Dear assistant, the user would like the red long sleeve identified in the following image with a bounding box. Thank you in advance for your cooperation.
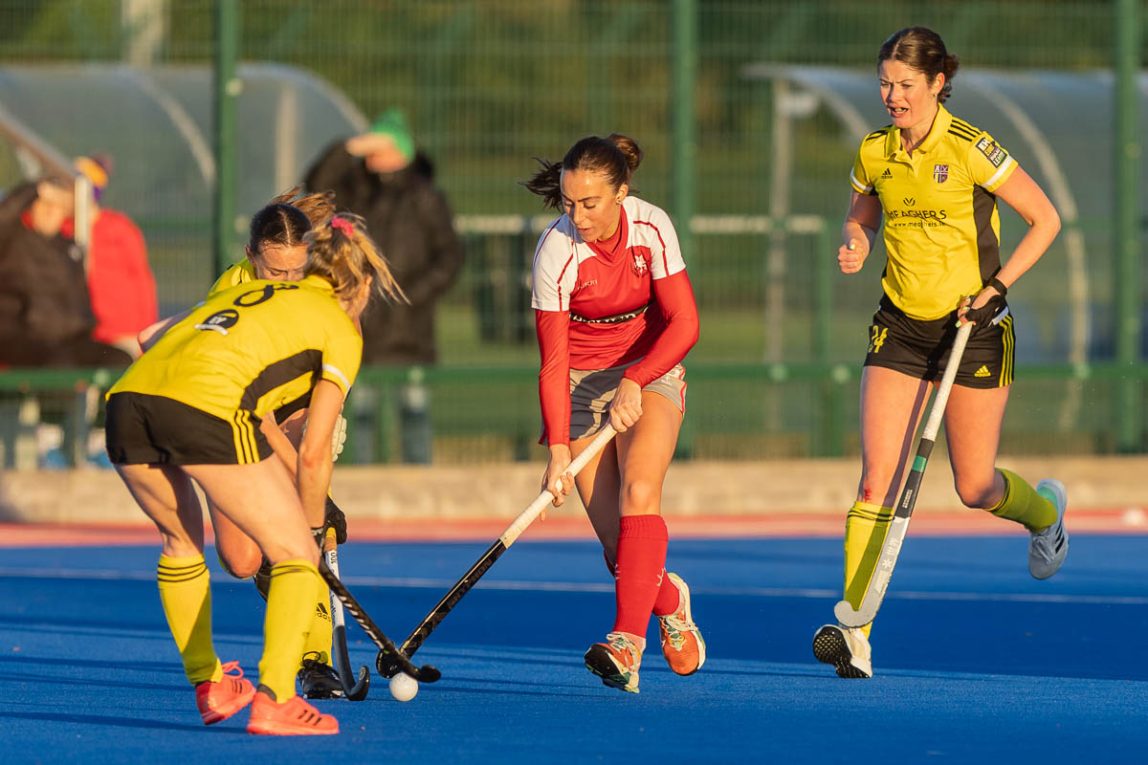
[622,270,699,387]
[535,309,572,446]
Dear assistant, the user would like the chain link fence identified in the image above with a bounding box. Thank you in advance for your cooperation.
[0,0,1143,462]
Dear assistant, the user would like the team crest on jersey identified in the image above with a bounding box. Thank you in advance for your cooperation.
[933,164,949,183]
[631,250,649,276]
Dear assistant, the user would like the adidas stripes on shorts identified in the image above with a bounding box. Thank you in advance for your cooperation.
[863,294,1014,389]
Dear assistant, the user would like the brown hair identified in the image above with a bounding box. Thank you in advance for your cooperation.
[269,186,335,228]
[878,27,960,103]
[304,212,406,306]
[522,133,643,210]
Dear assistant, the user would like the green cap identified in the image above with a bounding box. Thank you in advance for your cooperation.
[369,108,415,161]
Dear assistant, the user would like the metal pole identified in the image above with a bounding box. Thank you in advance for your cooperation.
[670,0,697,460]
[213,0,240,278]
[1114,0,1142,452]
[670,0,696,263]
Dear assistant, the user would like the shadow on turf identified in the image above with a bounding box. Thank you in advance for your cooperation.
[0,710,246,734]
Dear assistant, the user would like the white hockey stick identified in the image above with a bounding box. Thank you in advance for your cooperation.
[834,322,973,628]
[376,424,617,677]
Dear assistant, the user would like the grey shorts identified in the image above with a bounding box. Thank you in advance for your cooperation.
[568,362,687,440]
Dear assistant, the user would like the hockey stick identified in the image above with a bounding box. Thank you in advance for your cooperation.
[376,423,618,678]
[323,541,371,700]
[834,322,973,628]
[317,556,442,683]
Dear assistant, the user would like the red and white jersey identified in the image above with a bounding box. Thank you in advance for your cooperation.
[532,196,687,370]
[531,196,699,445]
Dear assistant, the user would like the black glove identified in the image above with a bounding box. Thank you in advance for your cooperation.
[963,278,1008,326]
[324,497,348,545]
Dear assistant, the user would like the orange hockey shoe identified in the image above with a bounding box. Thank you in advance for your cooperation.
[195,660,256,725]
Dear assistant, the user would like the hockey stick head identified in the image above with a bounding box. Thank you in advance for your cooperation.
[344,665,371,701]
[376,648,443,682]
[376,648,407,679]
[833,599,875,629]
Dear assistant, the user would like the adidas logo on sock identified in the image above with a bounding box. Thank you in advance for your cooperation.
[974,365,992,378]
[880,168,893,180]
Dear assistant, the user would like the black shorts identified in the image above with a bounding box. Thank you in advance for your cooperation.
[105,392,272,466]
[863,295,1014,389]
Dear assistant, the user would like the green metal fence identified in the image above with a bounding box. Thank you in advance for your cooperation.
[0,0,1143,464]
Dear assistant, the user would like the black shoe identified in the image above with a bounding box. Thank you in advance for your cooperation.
[298,656,346,700]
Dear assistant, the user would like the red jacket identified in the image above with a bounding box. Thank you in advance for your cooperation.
[64,209,157,345]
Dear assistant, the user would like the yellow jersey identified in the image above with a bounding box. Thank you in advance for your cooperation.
[208,260,257,296]
[850,103,1018,320]
[109,275,361,422]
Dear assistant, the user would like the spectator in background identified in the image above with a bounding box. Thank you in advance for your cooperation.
[0,176,132,367]
[304,108,464,365]
[65,154,158,359]
[304,108,465,463]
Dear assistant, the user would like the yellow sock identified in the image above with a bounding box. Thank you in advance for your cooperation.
[156,554,220,685]
[990,469,1057,532]
[258,559,319,701]
[300,576,334,668]
[843,502,894,638]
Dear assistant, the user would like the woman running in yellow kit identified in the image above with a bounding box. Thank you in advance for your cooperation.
[812,26,1068,679]
[105,213,401,734]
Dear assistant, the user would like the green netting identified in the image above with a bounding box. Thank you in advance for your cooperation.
[0,0,1143,459]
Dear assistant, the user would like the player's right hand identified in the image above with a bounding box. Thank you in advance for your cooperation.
[543,445,574,509]
[838,239,867,274]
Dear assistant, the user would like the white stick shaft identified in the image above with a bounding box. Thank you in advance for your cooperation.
[919,323,972,442]
[326,547,347,629]
[834,322,973,627]
[499,424,617,547]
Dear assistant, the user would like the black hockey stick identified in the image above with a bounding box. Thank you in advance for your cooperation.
[834,322,972,628]
[376,424,617,678]
[323,542,371,700]
[317,556,442,683]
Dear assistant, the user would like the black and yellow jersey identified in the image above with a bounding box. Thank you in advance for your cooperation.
[208,260,257,296]
[109,275,361,421]
[850,103,1019,320]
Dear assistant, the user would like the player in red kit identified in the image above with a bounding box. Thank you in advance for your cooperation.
[524,133,705,693]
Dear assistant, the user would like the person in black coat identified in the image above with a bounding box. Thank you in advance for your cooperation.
[0,178,131,367]
[304,108,464,366]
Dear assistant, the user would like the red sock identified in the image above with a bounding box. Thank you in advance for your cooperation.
[651,568,681,617]
[612,515,669,639]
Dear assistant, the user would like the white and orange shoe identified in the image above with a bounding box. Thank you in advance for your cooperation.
[246,690,339,736]
[656,572,707,675]
[584,632,643,693]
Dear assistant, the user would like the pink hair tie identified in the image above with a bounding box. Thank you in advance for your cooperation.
[330,216,354,237]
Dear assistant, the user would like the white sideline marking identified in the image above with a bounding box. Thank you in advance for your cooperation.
[1,567,1144,607]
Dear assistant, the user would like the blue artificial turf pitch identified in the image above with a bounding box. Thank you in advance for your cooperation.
[1,533,1146,764]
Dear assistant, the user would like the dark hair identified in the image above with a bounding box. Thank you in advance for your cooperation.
[247,202,311,252]
[878,27,960,103]
[522,133,643,210]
